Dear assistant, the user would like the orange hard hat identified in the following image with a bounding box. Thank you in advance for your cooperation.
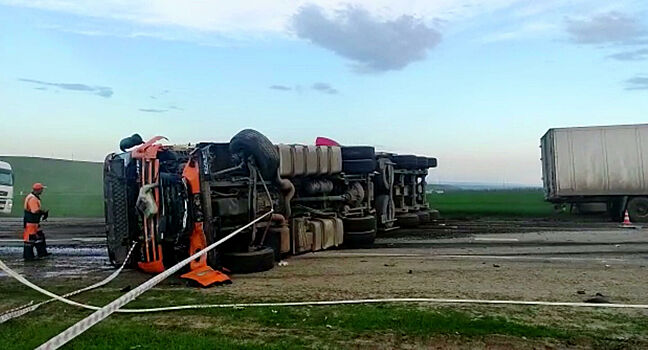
[32,183,46,191]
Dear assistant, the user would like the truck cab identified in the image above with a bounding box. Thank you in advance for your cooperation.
[0,160,14,215]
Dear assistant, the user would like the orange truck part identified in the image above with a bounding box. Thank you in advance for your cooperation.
[180,160,231,286]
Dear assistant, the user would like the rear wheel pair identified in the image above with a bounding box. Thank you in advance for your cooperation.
[343,215,376,248]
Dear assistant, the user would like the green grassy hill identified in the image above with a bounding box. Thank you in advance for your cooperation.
[0,156,103,217]
[428,189,555,217]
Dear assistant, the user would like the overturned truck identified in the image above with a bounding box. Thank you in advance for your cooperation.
[104,130,438,286]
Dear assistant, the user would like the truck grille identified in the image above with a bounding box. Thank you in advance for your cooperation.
[0,191,7,196]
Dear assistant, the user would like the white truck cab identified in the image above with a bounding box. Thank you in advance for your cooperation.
[0,160,14,215]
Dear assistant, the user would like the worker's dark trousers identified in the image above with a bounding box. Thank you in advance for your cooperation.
[23,231,48,260]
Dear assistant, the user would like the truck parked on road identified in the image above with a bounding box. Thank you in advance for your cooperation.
[103,130,438,285]
[0,160,14,215]
[541,123,648,222]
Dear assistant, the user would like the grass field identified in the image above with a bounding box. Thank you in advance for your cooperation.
[0,156,103,217]
[0,156,558,219]
[1,280,645,349]
[428,189,556,218]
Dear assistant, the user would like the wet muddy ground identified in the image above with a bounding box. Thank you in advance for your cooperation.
[1,216,647,306]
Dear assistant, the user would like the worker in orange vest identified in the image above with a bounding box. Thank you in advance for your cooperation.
[23,183,50,261]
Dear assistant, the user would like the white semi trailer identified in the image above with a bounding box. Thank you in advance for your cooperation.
[541,123,648,222]
[0,160,14,215]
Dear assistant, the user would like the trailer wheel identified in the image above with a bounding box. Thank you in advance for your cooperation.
[341,146,375,161]
[391,155,418,170]
[344,230,376,249]
[396,213,419,228]
[343,215,377,232]
[222,246,275,274]
[627,197,648,222]
[229,129,279,180]
[415,211,431,224]
[342,159,376,174]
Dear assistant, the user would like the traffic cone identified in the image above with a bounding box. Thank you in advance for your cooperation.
[622,210,632,226]
[619,210,641,229]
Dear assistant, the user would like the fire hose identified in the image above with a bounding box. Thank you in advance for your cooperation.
[0,242,137,324]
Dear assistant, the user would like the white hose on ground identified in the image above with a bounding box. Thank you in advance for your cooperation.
[3,258,648,313]
[34,210,273,350]
[0,242,137,324]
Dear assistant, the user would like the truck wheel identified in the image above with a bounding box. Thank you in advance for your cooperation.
[415,211,431,224]
[341,146,375,161]
[427,157,438,168]
[391,155,418,170]
[104,153,135,268]
[376,195,395,228]
[606,199,624,222]
[396,213,419,228]
[416,157,428,169]
[344,230,376,249]
[222,247,275,274]
[343,215,377,232]
[342,159,376,174]
[627,197,648,222]
[229,129,279,180]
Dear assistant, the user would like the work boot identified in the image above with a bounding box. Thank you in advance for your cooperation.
[35,231,50,258]
[23,243,36,261]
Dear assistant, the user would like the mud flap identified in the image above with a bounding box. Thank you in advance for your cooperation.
[180,222,231,287]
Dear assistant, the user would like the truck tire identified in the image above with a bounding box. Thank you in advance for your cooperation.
[416,211,432,224]
[627,197,648,222]
[104,154,135,268]
[376,195,395,228]
[396,213,419,228]
[391,155,418,170]
[427,157,438,168]
[341,146,375,161]
[119,133,144,152]
[344,230,376,249]
[342,159,376,174]
[222,247,275,274]
[607,198,624,222]
[343,215,377,232]
[416,157,428,169]
[229,129,279,180]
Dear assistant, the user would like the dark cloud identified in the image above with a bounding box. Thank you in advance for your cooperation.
[311,82,338,94]
[168,105,183,111]
[625,75,648,90]
[608,47,648,61]
[566,12,644,44]
[19,78,113,98]
[34,87,48,91]
[292,5,441,72]
[139,108,167,113]
[269,85,292,91]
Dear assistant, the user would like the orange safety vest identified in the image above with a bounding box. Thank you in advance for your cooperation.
[23,193,41,242]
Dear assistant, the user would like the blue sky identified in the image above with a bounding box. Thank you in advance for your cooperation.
[0,1,647,185]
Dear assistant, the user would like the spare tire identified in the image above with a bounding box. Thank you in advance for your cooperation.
[341,146,375,161]
[222,247,275,274]
[343,159,376,174]
[229,129,279,180]
[119,133,144,152]
[391,155,418,170]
